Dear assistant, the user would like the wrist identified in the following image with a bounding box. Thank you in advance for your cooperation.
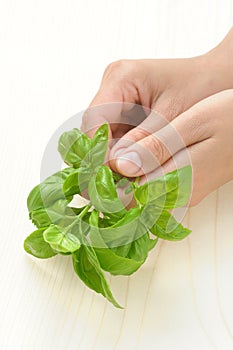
[199,28,233,93]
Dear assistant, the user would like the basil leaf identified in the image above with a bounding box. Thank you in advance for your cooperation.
[63,166,94,194]
[125,233,158,261]
[98,207,141,247]
[72,245,122,308]
[43,224,81,253]
[62,169,80,196]
[150,210,191,241]
[24,122,192,309]
[31,200,86,229]
[58,128,92,168]
[110,233,157,260]
[27,168,74,213]
[134,165,192,208]
[24,228,57,259]
[139,203,162,230]
[90,124,108,169]
[111,221,158,261]
[88,165,126,217]
[89,211,145,275]
[93,245,145,276]
[30,199,69,228]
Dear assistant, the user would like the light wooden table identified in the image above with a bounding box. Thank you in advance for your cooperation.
[1,1,233,349]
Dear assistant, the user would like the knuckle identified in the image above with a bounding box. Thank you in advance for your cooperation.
[103,60,127,77]
[144,136,165,165]
[132,128,150,141]
[185,111,209,139]
[103,59,136,80]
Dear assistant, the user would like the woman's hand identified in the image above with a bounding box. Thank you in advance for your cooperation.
[82,28,233,139]
[119,89,233,206]
[81,28,233,206]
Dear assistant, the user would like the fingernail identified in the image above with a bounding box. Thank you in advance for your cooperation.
[117,152,142,175]
[114,148,125,158]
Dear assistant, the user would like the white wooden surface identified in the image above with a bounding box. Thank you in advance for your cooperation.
[0,1,233,349]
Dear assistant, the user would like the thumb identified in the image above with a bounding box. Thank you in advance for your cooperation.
[110,105,214,177]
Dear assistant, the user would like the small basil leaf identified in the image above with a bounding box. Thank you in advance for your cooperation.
[58,128,92,168]
[125,185,133,194]
[24,228,57,259]
[117,177,130,188]
[63,166,95,195]
[150,210,191,241]
[27,168,74,213]
[98,207,142,247]
[43,224,81,253]
[30,199,72,228]
[89,211,144,275]
[88,165,126,217]
[139,203,162,230]
[126,233,158,261]
[112,171,123,183]
[147,236,159,251]
[111,216,158,261]
[90,124,108,169]
[134,165,192,208]
[93,245,145,276]
[62,169,80,196]
[72,245,122,308]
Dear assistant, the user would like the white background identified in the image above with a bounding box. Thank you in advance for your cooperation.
[0,1,233,349]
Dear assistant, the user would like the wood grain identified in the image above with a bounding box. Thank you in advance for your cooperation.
[0,1,232,349]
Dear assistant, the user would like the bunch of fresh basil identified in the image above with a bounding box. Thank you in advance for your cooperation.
[24,124,192,308]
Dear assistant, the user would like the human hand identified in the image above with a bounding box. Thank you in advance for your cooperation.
[81,29,233,206]
[82,28,233,138]
[117,90,233,206]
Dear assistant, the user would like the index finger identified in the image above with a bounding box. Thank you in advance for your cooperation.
[81,88,123,139]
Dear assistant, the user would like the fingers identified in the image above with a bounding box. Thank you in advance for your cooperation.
[81,103,122,139]
[80,60,142,139]
[139,138,218,206]
[110,96,217,176]
[116,89,233,206]
[109,110,169,151]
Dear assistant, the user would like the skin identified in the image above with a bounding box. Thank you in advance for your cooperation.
[81,28,233,206]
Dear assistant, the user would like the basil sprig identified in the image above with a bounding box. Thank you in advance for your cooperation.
[24,124,192,308]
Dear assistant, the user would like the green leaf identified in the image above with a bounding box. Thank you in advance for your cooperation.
[93,245,145,276]
[63,166,94,194]
[24,122,193,308]
[150,210,191,241]
[27,168,74,213]
[109,233,158,262]
[88,165,126,217]
[58,128,92,168]
[139,203,163,230]
[43,224,81,253]
[134,165,192,208]
[72,245,122,308]
[30,200,86,229]
[110,224,158,261]
[93,203,160,256]
[98,207,141,247]
[90,124,108,169]
[24,228,57,259]
[62,169,80,196]
[125,233,158,261]
[30,199,68,228]
[89,211,145,275]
